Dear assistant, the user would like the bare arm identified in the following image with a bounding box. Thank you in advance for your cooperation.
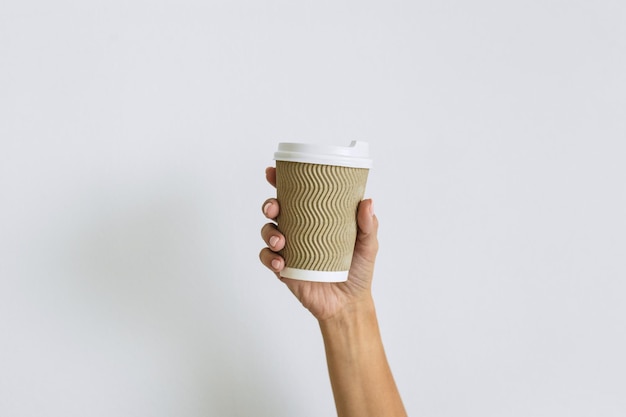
[320,297,407,417]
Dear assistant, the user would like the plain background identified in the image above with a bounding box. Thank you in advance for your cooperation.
[1,1,625,416]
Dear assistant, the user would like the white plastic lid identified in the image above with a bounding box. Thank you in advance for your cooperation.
[274,141,373,169]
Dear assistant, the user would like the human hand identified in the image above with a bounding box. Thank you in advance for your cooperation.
[259,167,379,322]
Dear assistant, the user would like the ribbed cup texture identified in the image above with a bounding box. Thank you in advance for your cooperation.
[276,161,369,272]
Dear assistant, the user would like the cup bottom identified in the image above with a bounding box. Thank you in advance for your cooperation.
[280,267,349,283]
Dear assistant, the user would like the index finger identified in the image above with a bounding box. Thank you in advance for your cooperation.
[265,167,276,188]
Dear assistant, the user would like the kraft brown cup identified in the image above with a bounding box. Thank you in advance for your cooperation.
[273,142,372,282]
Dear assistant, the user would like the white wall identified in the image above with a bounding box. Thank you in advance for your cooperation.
[1,1,625,416]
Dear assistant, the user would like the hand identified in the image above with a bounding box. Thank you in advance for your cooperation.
[259,167,379,322]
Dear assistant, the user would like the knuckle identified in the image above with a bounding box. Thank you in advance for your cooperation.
[261,223,275,238]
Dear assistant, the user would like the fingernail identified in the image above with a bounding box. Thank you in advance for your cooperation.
[269,236,279,248]
[369,199,375,217]
[271,259,281,270]
[263,202,271,216]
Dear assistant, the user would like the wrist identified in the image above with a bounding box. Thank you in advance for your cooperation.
[318,294,377,337]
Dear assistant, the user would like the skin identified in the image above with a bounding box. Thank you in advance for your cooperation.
[260,167,407,417]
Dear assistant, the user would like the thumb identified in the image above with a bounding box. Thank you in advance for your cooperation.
[355,199,379,261]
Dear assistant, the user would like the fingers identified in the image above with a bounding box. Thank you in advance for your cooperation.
[261,223,285,251]
[260,221,285,276]
[259,246,285,275]
[265,167,277,188]
[259,248,284,273]
[261,167,283,276]
[260,170,283,277]
[262,198,280,220]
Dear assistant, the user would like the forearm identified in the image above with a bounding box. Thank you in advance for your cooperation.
[319,296,407,417]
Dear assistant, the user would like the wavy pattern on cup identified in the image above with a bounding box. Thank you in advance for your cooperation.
[276,161,369,272]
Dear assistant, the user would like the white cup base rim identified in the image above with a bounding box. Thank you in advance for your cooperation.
[280,267,349,283]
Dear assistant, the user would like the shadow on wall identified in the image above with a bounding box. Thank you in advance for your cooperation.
[57,177,283,416]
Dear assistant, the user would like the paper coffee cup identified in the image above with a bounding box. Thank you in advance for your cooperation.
[273,141,372,282]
